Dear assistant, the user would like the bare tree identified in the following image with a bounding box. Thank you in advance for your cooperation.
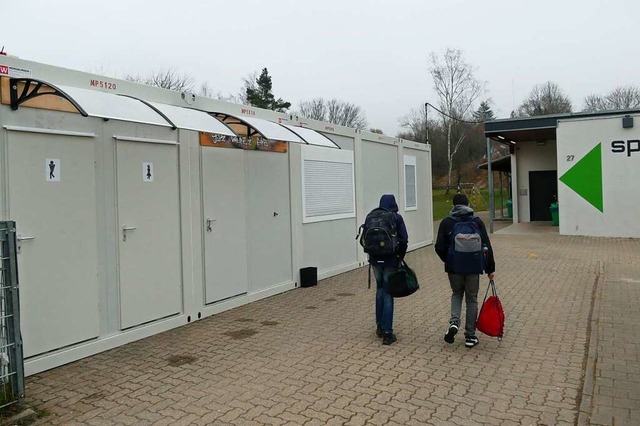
[398,104,428,143]
[237,71,258,104]
[213,92,246,104]
[198,82,215,98]
[297,98,368,130]
[124,69,262,107]
[398,105,450,175]
[607,86,640,109]
[125,68,196,92]
[199,72,257,105]
[298,98,327,121]
[583,94,606,112]
[85,64,118,78]
[327,99,367,130]
[583,86,640,111]
[516,81,572,116]
[429,48,484,193]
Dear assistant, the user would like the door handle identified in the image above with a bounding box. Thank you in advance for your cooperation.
[122,225,137,241]
[16,234,35,254]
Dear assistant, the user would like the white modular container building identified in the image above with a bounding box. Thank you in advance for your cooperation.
[556,113,640,237]
[484,109,640,237]
[0,56,432,374]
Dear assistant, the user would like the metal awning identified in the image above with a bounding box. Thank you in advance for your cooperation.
[57,85,172,127]
[213,113,304,143]
[146,102,236,136]
[282,124,340,148]
[485,108,640,143]
[477,155,511,173]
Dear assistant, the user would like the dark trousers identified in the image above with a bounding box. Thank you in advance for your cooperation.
[372,264,395,335]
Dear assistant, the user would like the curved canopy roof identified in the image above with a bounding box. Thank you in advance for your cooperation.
[282,124,340,148]
[212,113,304,143]
[147,101,235,136]
[239,116,304,143]
[57,85,172,127]
[4,77,348,148]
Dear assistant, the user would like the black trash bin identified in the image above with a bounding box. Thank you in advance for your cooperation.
[300,267,317,288]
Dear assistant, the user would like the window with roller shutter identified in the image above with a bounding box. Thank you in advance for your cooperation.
[302,147,355,223]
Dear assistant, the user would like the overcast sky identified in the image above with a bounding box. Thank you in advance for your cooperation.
[3,0,639,136]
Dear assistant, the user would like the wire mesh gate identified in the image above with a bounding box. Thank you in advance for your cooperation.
[0,221,24,408]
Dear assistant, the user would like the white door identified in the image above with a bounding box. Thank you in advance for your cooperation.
[202,147,248,303]
[246,152,292,290]
[116,139,182,329]
[7,131,99,358]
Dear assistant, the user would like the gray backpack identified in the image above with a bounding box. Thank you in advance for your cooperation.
[447,216,484,274]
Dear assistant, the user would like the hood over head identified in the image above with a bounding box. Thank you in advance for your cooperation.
[379,194,398,212]
[450,204,474,217]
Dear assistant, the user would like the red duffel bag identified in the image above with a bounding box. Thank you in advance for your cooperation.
[476,280,505,339]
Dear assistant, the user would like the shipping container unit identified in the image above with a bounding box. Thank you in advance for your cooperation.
[0,56,432,374]
[485,110,640,237]
[557,113,640,237]
[358,131,433,257]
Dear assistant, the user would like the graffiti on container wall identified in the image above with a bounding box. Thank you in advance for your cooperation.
[199,132,287,153]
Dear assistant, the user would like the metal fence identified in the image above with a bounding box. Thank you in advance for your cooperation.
[0,221,24,409]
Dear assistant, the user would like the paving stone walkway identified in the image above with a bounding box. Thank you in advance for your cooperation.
[18,222,640,425]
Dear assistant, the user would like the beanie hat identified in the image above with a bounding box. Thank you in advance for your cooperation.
[452,193,469,206]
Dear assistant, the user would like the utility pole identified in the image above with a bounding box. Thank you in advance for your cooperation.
[486,137,494,233]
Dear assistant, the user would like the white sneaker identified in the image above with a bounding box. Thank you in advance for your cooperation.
[465,335,479,348]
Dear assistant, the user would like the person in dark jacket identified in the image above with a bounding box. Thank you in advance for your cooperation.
[369,194,409,345]
[435,193,495,348]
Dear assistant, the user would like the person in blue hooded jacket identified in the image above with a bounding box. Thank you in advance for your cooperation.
[435,193,495,348]
[369,194,409,345]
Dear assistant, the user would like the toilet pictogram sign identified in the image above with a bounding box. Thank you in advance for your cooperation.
[46,158,61,182]
[143,162,154,182]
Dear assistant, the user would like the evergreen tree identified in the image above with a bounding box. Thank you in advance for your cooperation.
[473,101,495,122]
[245,68,291,112]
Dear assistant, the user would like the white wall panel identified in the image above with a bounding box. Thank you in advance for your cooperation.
[321,132,354,150]
[557,114,640,237]
[361,141,399,213]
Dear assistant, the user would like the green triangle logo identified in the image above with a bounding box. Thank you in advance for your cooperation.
[559,143,603,212]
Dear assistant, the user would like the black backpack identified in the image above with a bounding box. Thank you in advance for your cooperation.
[357,208,399,256]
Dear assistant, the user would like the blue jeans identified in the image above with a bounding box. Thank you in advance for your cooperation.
[372,264,395,335]
[448,273,480,337]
